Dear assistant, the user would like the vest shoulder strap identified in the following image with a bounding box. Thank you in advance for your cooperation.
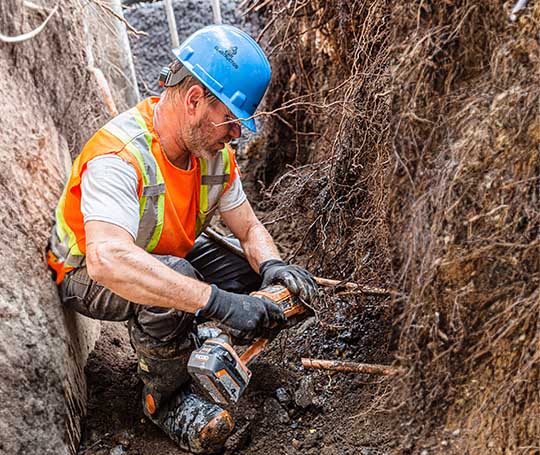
[103,107,165,252]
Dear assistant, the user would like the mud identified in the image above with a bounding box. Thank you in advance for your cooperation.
[78,294,395,454]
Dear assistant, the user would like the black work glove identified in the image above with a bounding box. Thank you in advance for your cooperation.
[259,259,318,303]
[196,285,286,343]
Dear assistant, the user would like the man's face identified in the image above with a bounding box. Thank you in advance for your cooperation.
[185,98,242,160]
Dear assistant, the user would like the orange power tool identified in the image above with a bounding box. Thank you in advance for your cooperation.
[187,285,310,405]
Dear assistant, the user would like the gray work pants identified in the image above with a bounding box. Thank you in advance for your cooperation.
[58,234,261,401]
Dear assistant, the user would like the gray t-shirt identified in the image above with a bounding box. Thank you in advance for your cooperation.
[81,154,246,240]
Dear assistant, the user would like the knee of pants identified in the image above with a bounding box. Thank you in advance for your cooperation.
[132,255,200,353]
[132,304,194,352]
[60,266,135,321]
[153,255,203,281]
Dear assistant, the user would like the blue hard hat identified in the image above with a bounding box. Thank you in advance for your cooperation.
[172,25,271,132]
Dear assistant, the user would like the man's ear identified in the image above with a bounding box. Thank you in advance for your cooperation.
[185,85,206,116]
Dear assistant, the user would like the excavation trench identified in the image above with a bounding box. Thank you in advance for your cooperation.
[76,4,394,454]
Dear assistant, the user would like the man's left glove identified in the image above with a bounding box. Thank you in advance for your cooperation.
[259,259,317,303]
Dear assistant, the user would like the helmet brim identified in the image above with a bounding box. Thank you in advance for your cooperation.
[242,117,257,133]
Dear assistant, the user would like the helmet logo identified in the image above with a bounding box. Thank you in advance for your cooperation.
[214,45,239,69]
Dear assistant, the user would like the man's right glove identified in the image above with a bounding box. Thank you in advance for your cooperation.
[196,285,286,343]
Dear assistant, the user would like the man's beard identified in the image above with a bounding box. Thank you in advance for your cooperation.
[185,115,225,160]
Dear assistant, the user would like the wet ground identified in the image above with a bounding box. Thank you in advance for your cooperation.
[78,295,396,454]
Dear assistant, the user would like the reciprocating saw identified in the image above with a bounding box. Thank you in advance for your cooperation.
[187,284,310,406]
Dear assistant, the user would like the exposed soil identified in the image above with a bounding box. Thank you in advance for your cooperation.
[78,293,395,455]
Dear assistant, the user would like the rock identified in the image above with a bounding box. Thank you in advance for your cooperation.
[116,431,133,448]
[302,430,321,449]
[291,438,303,450]
[264,397,290,424]
[338,330,353,341]
[110,445,127,455]
[275,387,292,405]
[294,376,317,408]
[359,448,378,455]
[244,407,258,421]
[224,422,251,452]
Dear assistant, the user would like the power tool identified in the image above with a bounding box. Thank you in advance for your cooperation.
[187,285,310,406]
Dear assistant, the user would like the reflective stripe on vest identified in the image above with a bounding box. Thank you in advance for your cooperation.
[51,183,85,267]
[196,151,231,235]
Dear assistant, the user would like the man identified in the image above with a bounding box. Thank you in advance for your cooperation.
[47,25,316,453]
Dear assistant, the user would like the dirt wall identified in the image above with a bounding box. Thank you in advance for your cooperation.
[249,1,539,453]
[0,1,137,453]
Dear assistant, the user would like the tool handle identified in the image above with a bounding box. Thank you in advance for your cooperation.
[238,285,310,365]
[239,338,269,365]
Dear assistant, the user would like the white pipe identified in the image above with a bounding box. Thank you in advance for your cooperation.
[164,0,180,48]
[510,0,528,21]
[211,0,222,24]
[107,0,140,105]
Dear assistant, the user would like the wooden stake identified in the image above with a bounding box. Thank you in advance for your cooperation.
[301,358,402,376]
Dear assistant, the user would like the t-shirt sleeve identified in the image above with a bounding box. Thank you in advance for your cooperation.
[219,167,247,212]
[81,154,140,240]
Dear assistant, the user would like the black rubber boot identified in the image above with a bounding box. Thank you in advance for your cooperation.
[130,320,234,453]
[143,385,235,454]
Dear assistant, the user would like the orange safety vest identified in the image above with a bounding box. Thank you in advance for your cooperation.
[48,97,237,283]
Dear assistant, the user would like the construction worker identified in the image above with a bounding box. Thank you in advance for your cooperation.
[47,25,317,453]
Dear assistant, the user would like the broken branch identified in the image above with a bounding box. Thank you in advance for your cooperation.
[314,277,396,296]
[90,0,148,37]
[301,358,403,376]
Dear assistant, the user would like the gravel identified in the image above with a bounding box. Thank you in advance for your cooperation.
[124,0,262,97]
